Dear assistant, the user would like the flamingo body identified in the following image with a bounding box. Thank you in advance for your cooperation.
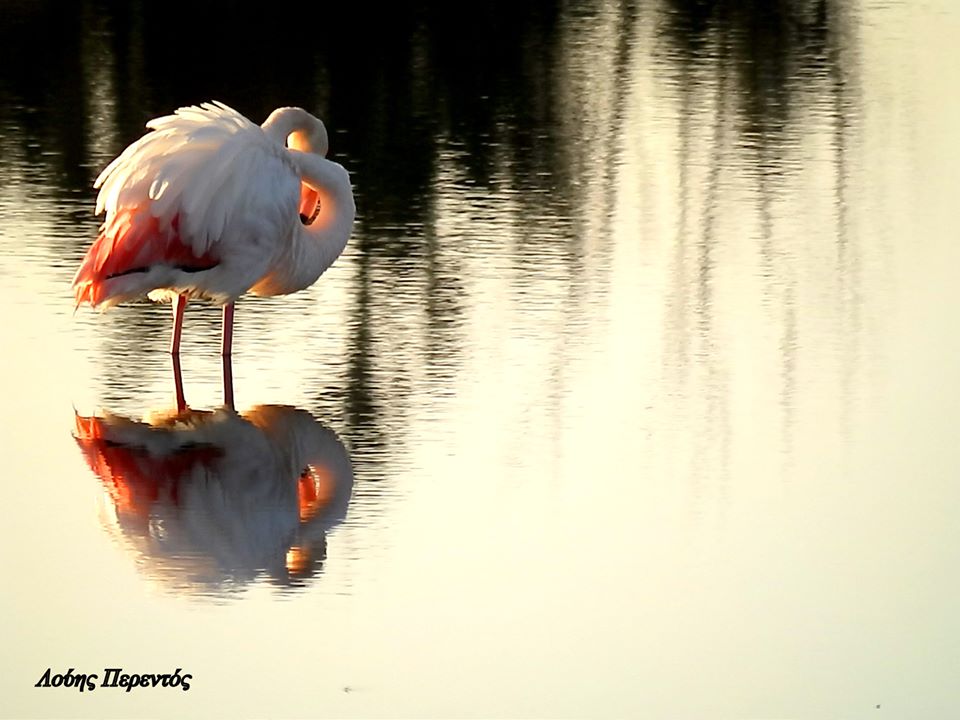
[73,102,355,353]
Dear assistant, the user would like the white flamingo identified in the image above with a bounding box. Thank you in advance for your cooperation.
[73,101,355,356]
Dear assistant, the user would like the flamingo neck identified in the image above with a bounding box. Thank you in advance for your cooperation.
[298,159,354,279]
[289,215,352,293]
[261,107,328,155]
[253,152,355,297]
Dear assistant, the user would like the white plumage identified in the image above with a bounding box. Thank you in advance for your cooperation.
[73,101,355,355]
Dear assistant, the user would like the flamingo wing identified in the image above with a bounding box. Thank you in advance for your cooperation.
[74,101,301,307]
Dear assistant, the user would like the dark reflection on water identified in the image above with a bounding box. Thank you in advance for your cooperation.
[646,0,864,485]
[74,402,353,597]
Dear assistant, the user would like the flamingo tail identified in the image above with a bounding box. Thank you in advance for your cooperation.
[72,209,218,308]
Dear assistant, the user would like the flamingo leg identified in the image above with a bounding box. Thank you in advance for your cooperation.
[222,353,235,410]
[221,302,235,357]
[172,353,187,412]
[170,293,187,355]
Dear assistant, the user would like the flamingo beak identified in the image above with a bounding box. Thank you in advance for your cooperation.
[289,131,324,224]
[298,465,335,522]
[299,185,321,225]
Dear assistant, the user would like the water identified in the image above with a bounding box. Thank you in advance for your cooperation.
[1,0,959,717]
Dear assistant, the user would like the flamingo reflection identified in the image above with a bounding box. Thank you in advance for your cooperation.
[73,378,352,595]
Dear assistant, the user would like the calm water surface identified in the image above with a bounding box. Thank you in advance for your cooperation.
[1,1,959,717]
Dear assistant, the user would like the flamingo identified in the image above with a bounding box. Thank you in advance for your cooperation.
[73,398,354,593]
[72,101,355,356]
